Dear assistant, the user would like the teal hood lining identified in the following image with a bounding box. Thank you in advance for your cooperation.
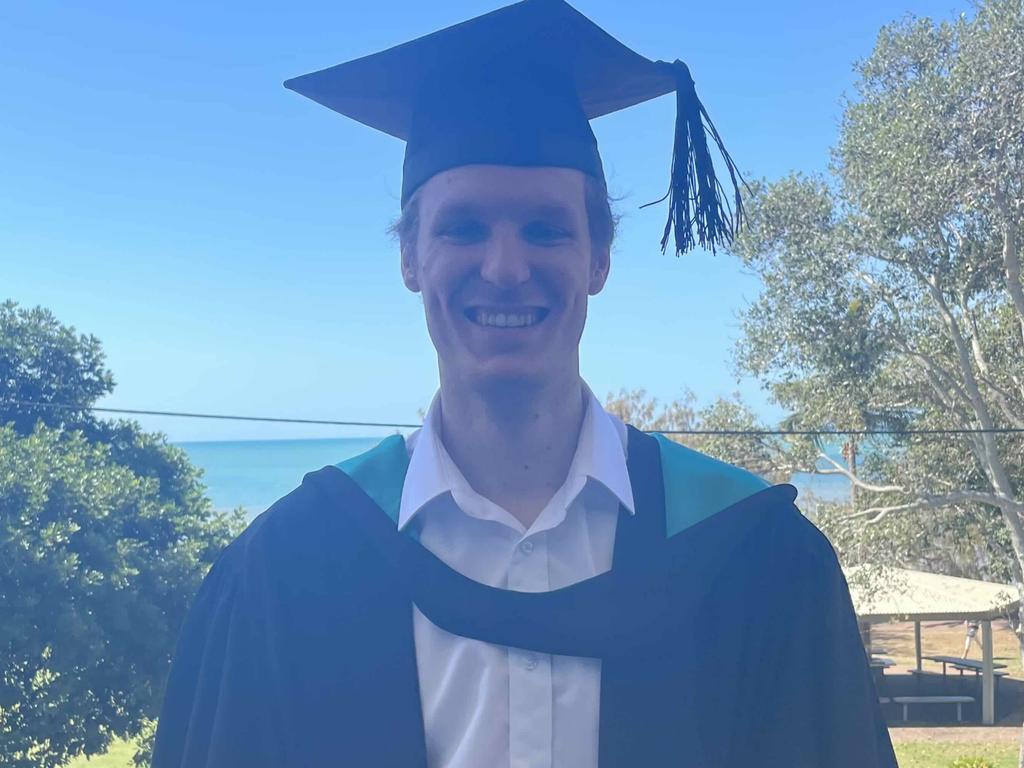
[334,432,775,538]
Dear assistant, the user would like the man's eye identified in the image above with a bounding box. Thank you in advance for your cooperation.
[523,222,572,244]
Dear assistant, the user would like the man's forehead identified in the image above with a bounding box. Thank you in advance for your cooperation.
[418,165,587,216]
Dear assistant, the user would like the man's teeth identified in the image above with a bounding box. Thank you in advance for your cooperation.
[472,309,541,328]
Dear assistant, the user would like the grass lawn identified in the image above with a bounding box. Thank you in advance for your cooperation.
[70,735,1022,768]
[66,738,135,768]
[894,741,1017,767]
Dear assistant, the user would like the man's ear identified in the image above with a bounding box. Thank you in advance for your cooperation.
[588,245,610,295]
[401,245,421,293]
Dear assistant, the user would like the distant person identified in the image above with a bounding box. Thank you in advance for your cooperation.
[151,1,896,766]
[962,620,982,659]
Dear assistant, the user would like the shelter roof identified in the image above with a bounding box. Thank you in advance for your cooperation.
[845,566,1019,622]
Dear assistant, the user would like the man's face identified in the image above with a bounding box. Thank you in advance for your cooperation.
[402,165,609,392]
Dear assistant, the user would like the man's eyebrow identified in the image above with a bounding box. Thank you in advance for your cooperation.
[525,203,575,222]
[431,201,484,221]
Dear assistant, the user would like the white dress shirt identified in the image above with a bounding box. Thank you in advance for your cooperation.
[401,385,635,768]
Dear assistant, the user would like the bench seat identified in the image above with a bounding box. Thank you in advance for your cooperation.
[891,695,975,722]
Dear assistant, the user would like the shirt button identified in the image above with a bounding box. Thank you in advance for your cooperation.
[519,540,534,555]
[524,654,538,671]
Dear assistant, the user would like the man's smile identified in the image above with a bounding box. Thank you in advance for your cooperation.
[463,306,550,329]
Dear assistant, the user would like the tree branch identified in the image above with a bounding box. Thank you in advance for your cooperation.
[965,306,1024,429]
[978,373,1024,430]
[815,451,903,492]
[967,306,991,377]
[904,346,974,410]
[919,269,1015,495]
[994,188,1024,346]
[846,490,1024,525]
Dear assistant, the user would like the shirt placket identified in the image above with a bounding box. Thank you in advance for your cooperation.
[507,532,553,768]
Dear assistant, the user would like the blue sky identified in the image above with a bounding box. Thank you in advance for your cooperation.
[2,0,966,442]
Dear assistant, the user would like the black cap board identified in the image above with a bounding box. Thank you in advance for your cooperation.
[285,0,744,255]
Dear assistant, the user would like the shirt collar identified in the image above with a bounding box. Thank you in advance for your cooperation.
[399,383,635,531]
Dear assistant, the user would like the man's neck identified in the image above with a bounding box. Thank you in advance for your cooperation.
[437,375,587,531]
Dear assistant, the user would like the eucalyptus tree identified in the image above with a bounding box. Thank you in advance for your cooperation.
[729,0,1023,628]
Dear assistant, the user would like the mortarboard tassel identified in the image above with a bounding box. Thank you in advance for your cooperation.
[641,60,746,256]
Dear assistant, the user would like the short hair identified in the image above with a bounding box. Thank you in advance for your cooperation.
[389,173,618,259]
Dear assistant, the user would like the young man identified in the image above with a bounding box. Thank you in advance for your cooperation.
[963,620,982,659]
[153,1,896,766]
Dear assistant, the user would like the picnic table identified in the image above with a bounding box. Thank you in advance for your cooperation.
[948,657,1008,673]
[921,654,1009,717]
[868,656,895,690]
[921,655,1007,684]
[948,657,1009,697]
[923,654,1007,674]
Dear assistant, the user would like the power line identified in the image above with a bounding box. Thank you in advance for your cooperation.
[659,427,1024,436]
[6,400,1024,436]
[5,401,421,430]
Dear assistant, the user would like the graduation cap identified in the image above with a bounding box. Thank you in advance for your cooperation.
[285,0,745,255]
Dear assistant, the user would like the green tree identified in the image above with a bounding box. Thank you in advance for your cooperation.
[688,397,793,485]
[602,388,699,434]
[726,0,1023,691]
[0,301,114,435]
[0,301,242,768]
[603,388,790,483]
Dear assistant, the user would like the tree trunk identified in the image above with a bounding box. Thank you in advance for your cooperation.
[1017,584,1024,768]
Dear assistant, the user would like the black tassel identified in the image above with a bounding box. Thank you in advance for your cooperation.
[641,60,746,256]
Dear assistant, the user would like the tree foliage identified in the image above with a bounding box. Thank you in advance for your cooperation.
[603,388,790,484]
[728,0,1023,585]
[0,301,242,768]
[0,301,114,435]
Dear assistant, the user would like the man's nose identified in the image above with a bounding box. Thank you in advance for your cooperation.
[479,228,531,287]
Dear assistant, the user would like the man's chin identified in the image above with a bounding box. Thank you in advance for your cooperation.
[467,361,551,397]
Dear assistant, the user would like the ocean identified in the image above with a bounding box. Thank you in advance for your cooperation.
[177,437,382,517]
[177,437,850,520]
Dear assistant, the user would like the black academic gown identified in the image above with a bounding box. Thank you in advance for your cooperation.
[152,427,896,767]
